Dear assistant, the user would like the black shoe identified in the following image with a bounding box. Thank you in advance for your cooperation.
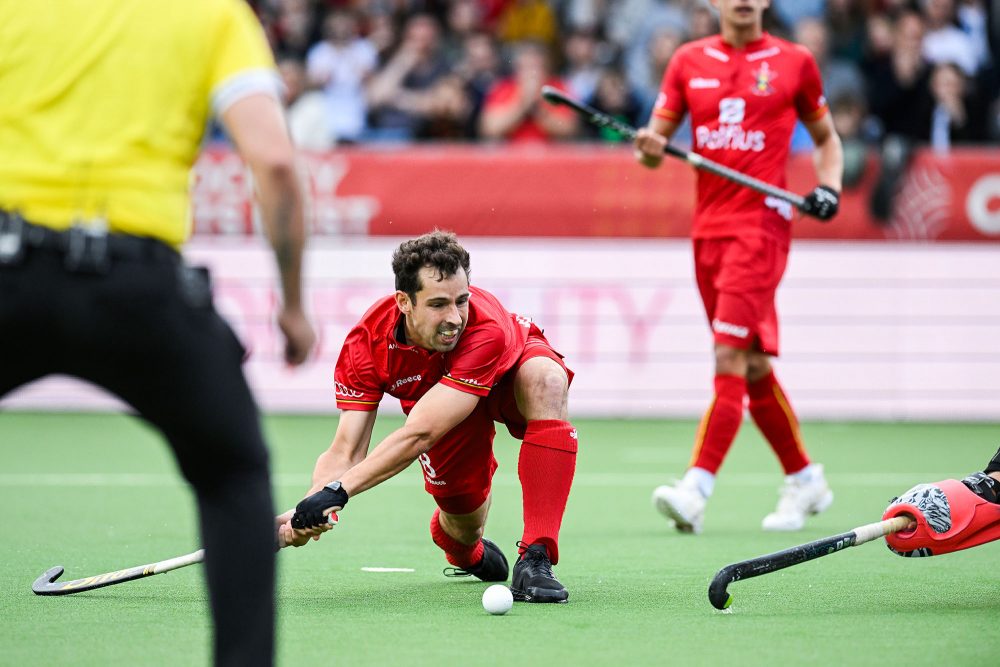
[510,542,568,603]
[443,539,509,582]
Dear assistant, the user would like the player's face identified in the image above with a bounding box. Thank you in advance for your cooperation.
[397,266,470,353]
[712,0,769,30]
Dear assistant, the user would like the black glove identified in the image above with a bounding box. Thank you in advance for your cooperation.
[801,185,840,221]
[291,481,349,529]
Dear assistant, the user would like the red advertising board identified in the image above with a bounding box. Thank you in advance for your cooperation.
[191,145,1000,241]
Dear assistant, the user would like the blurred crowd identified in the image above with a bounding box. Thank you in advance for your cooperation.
[248,0,998,162]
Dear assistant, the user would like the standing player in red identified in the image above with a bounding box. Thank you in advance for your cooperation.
[281,231,577,602]
[633,0,843,533]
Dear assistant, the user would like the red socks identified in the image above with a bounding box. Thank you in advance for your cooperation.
[690,374,747,474]
[747,371,810,474]
[518,419,577,564]
[429,508,483,568]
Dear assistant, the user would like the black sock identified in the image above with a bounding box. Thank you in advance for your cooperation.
[984,446,1000,476]
[961,471,1000,504]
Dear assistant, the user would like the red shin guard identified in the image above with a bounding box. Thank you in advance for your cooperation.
[429,508,483,568]
[690,374,746,473]
[882,479,1000,557]
[518,420,577,564]
[747,371,810,474]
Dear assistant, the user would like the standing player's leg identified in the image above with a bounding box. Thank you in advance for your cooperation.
[508,350,576,603]
[652,238,751,533]
[748,352,833,531]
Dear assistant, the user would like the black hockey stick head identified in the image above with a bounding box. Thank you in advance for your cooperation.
[32,566,67,596]
[708,565,737,610]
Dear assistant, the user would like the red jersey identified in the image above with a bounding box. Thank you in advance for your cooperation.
[653,33,827,242]
[334,286,531,412]
[482,77,576,143]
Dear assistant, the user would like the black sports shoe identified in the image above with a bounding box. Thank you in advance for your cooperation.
[510,542,568,603]
[443,538,509,582]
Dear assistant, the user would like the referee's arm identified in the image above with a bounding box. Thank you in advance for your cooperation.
[223,94,315,365]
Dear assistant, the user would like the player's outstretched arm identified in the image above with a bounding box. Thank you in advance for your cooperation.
[339,383,480,496]
[290,384,479,531]
[222,93,316,365]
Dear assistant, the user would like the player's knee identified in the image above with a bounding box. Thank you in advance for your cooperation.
[714,345,747,376]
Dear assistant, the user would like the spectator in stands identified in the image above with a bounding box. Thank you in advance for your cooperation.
[921,0,980,75]
[454,31,505,138]
[867,10,933,142]
[479,41,579,143]
[688,3,720,41]
[582,67,645,143]
[306,9,378,144]
[443,0,485,66]
[607,0,687,82]
[562,27,604,101]
[366,13,452,141]
[825,0,869,64]
[497,0,560,52]
[770,0,825,32]
[279,57,334,151]
[266,0,319,60]
[920,61,990,149]
[795,17,866,104]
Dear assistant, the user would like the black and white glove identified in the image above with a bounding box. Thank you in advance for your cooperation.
[291,481,349,529]
[801,185,840,221]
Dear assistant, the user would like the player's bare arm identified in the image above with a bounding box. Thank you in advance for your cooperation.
[634,117,679,169]
[801,113,844,221]
[339,383,480,496]
[222,93,316,365]
[290,383,480,531]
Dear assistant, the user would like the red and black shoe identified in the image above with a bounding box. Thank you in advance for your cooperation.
[510,542,568,603]
[443,538,509,582]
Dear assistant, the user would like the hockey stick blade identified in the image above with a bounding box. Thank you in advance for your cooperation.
[540,85,810,214]
[707,516,914,610]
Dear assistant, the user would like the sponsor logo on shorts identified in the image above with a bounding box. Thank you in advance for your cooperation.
[570,429,578,440]
[712,318,750,339]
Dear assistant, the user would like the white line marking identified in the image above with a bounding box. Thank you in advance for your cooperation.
[361,567,415,573]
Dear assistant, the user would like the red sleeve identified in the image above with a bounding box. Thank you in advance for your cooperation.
[795,51,828,122]
[652,49,686,122]
[439,325,505,397]
[334,327,383,411]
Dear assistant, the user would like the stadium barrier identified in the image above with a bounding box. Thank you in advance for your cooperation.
[7,237,998,421]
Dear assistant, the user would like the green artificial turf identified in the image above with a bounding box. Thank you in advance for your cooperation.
[1,413,998,666]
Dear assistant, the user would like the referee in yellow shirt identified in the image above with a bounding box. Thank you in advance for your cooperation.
[0,2,315,665]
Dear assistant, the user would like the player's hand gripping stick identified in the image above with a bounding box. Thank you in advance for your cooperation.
[707,515,914,610]
[291,481,349,529]
[540,85,827,218]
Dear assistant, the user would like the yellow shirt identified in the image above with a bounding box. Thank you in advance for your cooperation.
[0,0,278,247]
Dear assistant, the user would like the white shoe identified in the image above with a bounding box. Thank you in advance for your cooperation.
[761,465,834,531]
[652,481,706,534]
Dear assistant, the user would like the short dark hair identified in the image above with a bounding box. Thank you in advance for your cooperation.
[392,231,471,300]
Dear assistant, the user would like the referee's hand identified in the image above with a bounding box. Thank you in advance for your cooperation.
[278,306,316,366]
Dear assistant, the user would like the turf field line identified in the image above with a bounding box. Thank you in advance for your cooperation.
[0,472,946,487]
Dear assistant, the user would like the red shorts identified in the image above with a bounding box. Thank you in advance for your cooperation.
[694,235,788,355]
[421,325,573,515]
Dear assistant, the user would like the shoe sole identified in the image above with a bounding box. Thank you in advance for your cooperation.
[652,493,700,534]
[511,586,569,603]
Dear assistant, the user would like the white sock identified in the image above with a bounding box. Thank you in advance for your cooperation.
[789,463,822,484]
[682,467,715,498]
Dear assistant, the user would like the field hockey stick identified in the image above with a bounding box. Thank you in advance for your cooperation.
[540,85,810,215]
[32,513,337,596]
[707,515,914,610]
[32,549,205,596]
